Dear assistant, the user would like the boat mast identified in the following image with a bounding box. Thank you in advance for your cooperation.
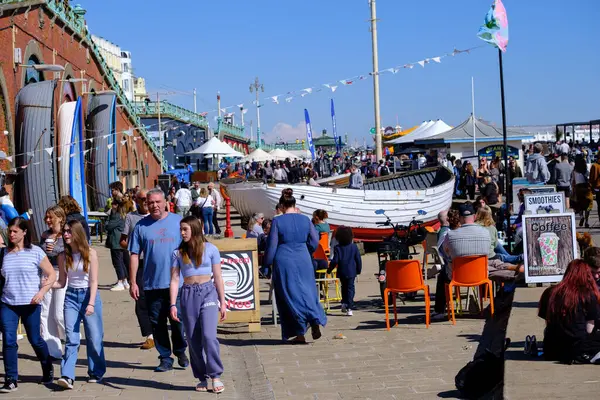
[369,0,382,161]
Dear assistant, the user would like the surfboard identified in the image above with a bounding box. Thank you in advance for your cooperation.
[69,98,88,220]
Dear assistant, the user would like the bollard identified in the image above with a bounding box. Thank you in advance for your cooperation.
[224,198,233,238]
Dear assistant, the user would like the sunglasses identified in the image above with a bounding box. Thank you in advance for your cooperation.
[63,229,72,235]
[137,197,146,201]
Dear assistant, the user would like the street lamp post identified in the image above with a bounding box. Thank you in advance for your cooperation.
[249,77,264,148]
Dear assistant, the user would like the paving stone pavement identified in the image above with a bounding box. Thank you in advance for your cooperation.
[4,242,485,399]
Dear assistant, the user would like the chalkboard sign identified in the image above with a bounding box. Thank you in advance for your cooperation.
[209,238,261,332]
[523,213,577,284]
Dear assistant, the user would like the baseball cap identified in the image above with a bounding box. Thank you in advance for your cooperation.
[458,203,475,217]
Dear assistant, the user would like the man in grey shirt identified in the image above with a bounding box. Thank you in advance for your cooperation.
[554,153,573,209]
[433,203,521,320]
[119,189,154,350]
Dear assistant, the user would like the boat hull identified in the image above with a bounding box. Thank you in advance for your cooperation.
[222,167,454,241]
[57,101,76,198]
[14,80,59,242]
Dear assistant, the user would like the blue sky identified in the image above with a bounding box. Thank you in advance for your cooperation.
[79,0,600,145]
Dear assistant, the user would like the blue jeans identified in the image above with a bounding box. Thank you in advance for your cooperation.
[202,207,214,235]
[494,243,523,264]
[145,288,187,364]
[62,287,106,380]
[0,303,51,380]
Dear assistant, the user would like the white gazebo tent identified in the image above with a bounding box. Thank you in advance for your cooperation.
[185,136,241,157]
[185,137,243,170]
[243,148,271,162]
[269,148,298,160]
[288,149,313,160]
[387,120,452,145]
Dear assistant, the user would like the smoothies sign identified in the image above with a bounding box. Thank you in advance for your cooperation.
[523,214,577,284]
[524,193,565,214]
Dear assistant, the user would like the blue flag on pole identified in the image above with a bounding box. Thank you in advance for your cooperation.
[331,99,339,152]
[304,109,315,160]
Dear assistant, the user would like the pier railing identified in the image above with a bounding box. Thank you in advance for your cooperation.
[132,101,208,129]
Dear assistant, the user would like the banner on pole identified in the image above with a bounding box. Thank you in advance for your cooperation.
[478,0,509,52]
[304,109,315,160]
[331,99,338,152]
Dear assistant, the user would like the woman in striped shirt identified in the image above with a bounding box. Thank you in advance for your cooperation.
[0,217,56,393]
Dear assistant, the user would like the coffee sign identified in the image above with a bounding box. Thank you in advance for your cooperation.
[523,213,577,284]
[524,193,565,214]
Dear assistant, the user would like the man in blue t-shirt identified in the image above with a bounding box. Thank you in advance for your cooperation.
[129,188,188,372]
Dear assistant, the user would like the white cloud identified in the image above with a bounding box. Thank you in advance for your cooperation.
[268,121,305,143]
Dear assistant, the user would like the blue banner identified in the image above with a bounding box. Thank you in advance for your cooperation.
[331,99,339,152]
[304,109,315,160]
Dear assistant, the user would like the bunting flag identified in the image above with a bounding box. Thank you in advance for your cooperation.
[191,44,480,116]
[44,147,54,156]
[107,143,114,150]
[478,0,509,52]
[120,139,127,146]
[237,103,244,108]
[5,156,12,162]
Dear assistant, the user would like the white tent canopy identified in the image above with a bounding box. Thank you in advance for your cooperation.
[243,148,271,162]
[288,149,312,159]
[269,148,298,160]
[387,120,451,144]
[185,136,241,157]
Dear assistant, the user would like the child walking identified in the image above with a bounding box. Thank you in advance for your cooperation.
[327,226,362,316]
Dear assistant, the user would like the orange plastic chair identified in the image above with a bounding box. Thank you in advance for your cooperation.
[313,244,328,261]
[383,260,430,330]
[319,232,331,256]
[445,255,494,325]
[241,233,247,239]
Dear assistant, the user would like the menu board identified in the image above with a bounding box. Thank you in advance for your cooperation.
[209,238,261,332]
[523,213,577,284]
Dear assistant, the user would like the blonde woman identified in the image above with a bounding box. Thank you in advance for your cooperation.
[55,220,106,389]
[475,206,522,265]
[246,213,265,239]
[40,205,67,360]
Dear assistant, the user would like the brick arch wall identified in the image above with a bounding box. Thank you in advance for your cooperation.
[59,63,78,101]
[21,39,45,87]
[0,4,162,189]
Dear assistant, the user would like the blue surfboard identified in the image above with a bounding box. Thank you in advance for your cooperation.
[69,98,88,220]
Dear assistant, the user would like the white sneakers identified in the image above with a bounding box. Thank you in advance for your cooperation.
[110,280,130,292]
[340,305,353,316]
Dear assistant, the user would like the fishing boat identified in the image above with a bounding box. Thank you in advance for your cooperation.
[220,166,454,241]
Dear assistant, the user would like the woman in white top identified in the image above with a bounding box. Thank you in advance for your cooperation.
[54,220,106,390]
[0,217,56,393]
[175,183,193,217]
[198,188,215,235]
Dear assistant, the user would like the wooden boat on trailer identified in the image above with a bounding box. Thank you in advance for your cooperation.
[220,167,454,241]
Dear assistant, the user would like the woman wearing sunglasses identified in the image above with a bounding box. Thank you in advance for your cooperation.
[54,220,106,389]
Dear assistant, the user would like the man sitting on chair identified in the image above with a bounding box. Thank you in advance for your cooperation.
[432,202,522,321]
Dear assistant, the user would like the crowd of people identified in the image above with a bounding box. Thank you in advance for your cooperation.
[0,186,228,393]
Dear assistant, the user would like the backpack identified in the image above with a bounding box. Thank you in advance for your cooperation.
[380,165,390,176]
[455,344,508,399]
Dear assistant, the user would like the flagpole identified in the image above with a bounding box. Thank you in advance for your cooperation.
[369,0,383,161]
[498,48,511,246]
[472,76,476,156]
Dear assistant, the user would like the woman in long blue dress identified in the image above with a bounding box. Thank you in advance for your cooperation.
[264,193,327,344]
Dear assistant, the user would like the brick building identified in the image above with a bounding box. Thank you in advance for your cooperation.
[0,0,163,197]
